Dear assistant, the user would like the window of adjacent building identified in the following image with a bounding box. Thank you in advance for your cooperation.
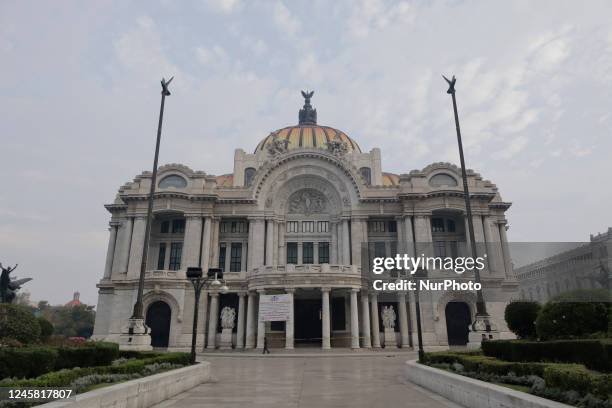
[172,219,185,234]
[157,243,166,270]
[434,241,446,257]
[302,221,315,233]
[368,221,386,233]
[169,242,183,271]
[429,173,458,187]
[303,242,314,264]
[230,243,242,272]
[318,242,330,263]
[331,297,346,331]
[388,220,397,233]
[432,218,445,233]
[286,242,298,264]
[317,221,329,233]
[359,167,372,185]
[159,174,188,189]
[220,220,248,233]
[287,221,299,233]
[374,242,386,258]
[218,243,226,272]
[446,219,456,233]
[244,167,256,187]
[160,220,170,233]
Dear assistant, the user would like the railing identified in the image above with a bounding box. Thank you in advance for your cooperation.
[252,264,359,275]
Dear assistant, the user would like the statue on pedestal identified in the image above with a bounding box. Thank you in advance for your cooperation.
[381,305,397,348]
[219,306,236,349]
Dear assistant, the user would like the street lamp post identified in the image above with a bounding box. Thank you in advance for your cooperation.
[119,77,174,351]
[186,267,228,364]
[443,74,495,338]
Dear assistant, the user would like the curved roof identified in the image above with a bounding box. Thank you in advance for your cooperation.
[255,125,361,154]
[382,172,400,186]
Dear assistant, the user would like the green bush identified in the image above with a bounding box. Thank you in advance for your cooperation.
[504,301,540,339]
[0,352,191,388]
[55,342,119,369]
[482,339,612,372]
[536,290,609,340]
[0,347,58,379]
[424,351,554,377]
[37,317,54,342]
[0,303,41,344]
[544,365,612,397]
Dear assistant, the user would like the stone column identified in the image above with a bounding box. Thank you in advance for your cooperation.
[277,221,285,266]
[398,293,409,348]
[403,216,415,256]
[413,215,433,257]
[256,290,266,349]
[265,219,274,266]
[350,218,366,269]
[331,221,339,264]
[463,216,473,257]
[200,216,212,269]
[342,219,351,264]
[350,289,360,349]
[206,293,219,349]
[250,219,265,268]
[113,217,133,275]
[209,218,220,270]
[236,292,246,349]
[245,292,256,348]
[370,293,381,347]
[127,216,146,278]
[183,216,203,270]
[360,291,372,348]
[272,221,279,267]
[498,222,513,278]
[321,287,331,349]
[200,290,209,350]
[285,288,294,349]
[103,224,119,279]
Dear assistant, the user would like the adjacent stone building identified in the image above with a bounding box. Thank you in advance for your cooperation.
[516,228,611,302]
[92,93,518,350]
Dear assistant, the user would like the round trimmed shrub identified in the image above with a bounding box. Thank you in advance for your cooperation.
[536,291,609,340]
[37,317,54,342]
[0,304,41,344]
[504,301,540,339]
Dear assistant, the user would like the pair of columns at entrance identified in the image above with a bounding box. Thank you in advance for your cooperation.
[207,291,249,349]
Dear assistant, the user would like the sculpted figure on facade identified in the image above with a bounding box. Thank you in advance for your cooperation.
[289,189,326,215]
[326,138,349,157]
[381,305,396,329]
[267,134,289,157]
[220,306,236,330]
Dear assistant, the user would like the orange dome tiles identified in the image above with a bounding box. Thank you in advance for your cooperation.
[382,172,400,186]
[255,125,361,153]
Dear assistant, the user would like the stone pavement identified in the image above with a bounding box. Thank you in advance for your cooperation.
[152,353,461,408]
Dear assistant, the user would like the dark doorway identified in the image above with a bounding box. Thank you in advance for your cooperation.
[445,301,471,346]
[294,299,322,345]
[146,301,171,348]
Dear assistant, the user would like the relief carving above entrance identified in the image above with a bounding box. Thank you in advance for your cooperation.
[288,189,327,215]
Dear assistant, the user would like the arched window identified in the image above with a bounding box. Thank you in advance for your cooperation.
[359,167,371,185]
[159,174,187,189]
[429,173,458,187]
[244,167,256,187]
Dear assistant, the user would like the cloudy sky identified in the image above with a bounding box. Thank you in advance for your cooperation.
[2,0,612,305]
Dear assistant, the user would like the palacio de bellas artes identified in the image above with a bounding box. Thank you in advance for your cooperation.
[92,91,517,351]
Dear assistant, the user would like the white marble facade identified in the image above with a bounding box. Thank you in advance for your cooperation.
[92,95,518,350]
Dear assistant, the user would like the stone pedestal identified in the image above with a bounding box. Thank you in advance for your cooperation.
[383,328,397,349]
[467,314,498,348]
[118,318,153,351]
[219,328,233,349]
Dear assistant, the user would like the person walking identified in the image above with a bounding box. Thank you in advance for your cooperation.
[262,335,270,354]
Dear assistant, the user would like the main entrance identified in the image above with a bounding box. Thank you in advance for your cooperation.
[294,299,322,346]
[146,301,171,348]
[445,301,471,346]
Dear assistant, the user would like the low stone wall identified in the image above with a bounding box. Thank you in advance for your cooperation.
[41,361,211,408]
[404,360,572,408]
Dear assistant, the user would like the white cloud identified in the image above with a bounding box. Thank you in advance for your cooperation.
[205,0,242,14]
[273,1,301,36]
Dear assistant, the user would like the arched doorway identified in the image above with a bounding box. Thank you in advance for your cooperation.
[146,301,171,348]
[445,302,471,346]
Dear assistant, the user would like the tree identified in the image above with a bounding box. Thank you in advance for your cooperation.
[0,303,41,343]
[536,289,610,340]
[42,304,95,338]
[37,316,54,341]
[504,301,541,339]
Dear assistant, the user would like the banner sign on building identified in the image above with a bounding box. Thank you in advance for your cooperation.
[258,294,291,322]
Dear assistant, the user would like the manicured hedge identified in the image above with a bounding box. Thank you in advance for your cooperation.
[424,351,560,377]
[0,347,58,379]
[0,352,191,388]
[543,364,612,398]
[481,339,612,372]
[0,342,119,379]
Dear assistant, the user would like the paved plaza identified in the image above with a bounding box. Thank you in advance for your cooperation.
[153,354,460,408]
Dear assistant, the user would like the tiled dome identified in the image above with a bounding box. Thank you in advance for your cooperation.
[255,125,361,153]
